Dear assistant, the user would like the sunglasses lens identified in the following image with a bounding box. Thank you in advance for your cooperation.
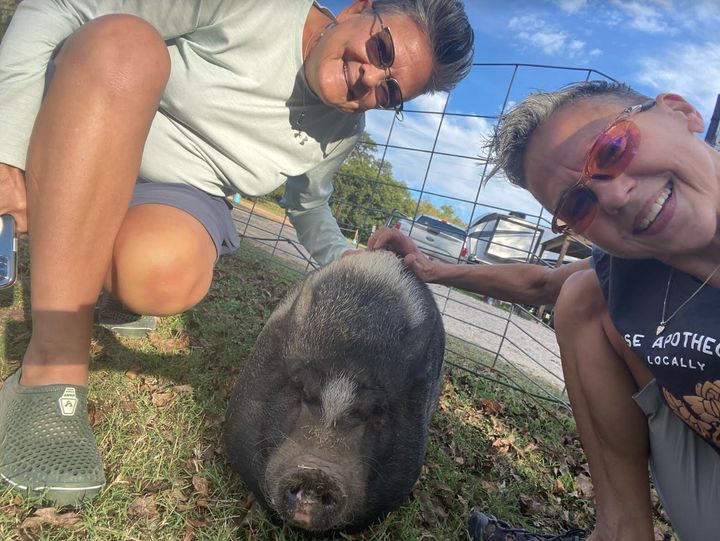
[375,28,394,68]
[375,83,390,108]
[375,79,403,110]
[386,78,403,108]
[553,186,598,234]
[367,32,394,69]
[586,120,640,179]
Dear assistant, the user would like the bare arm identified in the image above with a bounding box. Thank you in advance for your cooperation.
[367,227,591,305]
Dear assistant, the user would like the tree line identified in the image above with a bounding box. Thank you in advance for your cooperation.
[267,132,465,245]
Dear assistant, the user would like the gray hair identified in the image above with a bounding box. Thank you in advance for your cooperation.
[490,80,650,188]
[374,0,474,93]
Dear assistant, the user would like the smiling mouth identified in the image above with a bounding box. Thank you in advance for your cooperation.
[343,63,355,100]
[636,181,673,233]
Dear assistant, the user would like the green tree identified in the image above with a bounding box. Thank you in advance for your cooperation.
[330,133,415,244]
[414,201,465,227]
[438,203,465,226]
[262,131,466,242]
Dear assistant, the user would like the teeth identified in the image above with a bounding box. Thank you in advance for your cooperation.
[638,183,672,231]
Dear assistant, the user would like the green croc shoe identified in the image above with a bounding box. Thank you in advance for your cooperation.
[0,370,106,507]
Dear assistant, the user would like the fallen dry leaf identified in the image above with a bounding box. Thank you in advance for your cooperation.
[519,495,544,515]
[20,508,81,530]
[182,522,195,541]
[478,398,504,414]
[491,433,516,454]
[415,489,447,524]
[148,331,190,353]
[125,363,141,380]
[87,400,104,427]
[121,400,137,411]
[151,392,174,408]
[128,495,160,521]
[192,475,209,497]
[574,474,594,498]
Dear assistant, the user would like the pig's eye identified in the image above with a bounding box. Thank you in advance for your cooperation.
[303,395,322,417]
[340,404,386,429]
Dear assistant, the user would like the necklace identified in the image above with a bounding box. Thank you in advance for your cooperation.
[656,262,720,335]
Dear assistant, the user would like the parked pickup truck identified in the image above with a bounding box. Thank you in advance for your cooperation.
[388,214,468,263]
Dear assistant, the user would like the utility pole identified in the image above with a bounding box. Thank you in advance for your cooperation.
[706,94,720,149]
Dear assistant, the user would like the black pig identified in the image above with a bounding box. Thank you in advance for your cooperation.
[225,250,445,533]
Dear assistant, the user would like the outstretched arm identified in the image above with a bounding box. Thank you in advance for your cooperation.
[367,227,590,306]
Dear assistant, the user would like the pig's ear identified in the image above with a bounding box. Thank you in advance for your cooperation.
[401,310,443,359]
[289,273,318,326]
[266,282,302,326]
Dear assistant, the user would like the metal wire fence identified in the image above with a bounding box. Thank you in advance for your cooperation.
[0,0,611,410]
[233,63,615,408]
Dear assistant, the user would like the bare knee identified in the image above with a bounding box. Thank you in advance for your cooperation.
[54,15,170,100]
[107,210,216,316]
[553,270,610,372]
[110,244,213,316]
[554,270,606,343]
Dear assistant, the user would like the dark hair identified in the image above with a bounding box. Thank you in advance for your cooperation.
[490,80,650,187]
[374,0,474,93]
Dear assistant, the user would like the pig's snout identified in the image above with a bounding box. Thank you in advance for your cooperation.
[278,468,347,531]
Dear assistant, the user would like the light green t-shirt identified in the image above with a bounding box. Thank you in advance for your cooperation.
[0,0,364,265]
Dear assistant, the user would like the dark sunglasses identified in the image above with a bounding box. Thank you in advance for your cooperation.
[366,10,404,115]
[551,99,656,234]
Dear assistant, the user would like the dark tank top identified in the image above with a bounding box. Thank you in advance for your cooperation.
[593,247,720,455]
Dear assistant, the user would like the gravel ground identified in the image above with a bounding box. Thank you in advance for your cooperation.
[428,284,565,394]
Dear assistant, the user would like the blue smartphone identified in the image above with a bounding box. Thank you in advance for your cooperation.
[0,214,17,289]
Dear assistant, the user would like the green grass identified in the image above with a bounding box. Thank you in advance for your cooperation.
[0,240,676,540]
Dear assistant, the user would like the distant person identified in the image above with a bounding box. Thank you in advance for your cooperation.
[0,0,474,506]
[374,80,720,540]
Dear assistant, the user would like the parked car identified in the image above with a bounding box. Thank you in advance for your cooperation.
[388,213,468,264]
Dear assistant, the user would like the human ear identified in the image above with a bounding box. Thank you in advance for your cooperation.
[336,0,373,21]
[657,93,705,133]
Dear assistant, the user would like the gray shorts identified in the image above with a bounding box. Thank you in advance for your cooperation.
[633,379,720,540]
[130,181,241,261]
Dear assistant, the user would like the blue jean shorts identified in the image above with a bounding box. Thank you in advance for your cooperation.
[130,181,241,261]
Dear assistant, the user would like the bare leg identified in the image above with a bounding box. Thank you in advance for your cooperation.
[554,270,655,541]
[20,15,170,386]
[104,203,217,316]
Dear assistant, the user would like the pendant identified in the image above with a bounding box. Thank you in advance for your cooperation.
[655,323,665,336]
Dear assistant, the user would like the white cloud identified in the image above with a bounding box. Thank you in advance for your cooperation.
[361,108,545,223]
[691,1,720,24]
[410,92,448,114]
[636,41,720,117]
[555,0,588,13]
[610,1,676,34]
[507,15,590,58]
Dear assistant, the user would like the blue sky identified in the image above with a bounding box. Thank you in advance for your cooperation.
[322,0,720,227]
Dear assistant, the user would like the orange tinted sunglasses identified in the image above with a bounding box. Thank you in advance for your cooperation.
[551,99,656,234]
